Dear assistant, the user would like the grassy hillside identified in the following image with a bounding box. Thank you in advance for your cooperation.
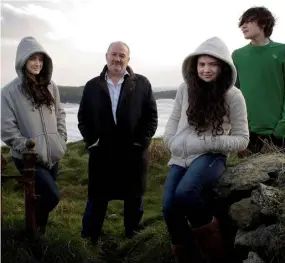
[1,139,173,263]
[1,139,240,263]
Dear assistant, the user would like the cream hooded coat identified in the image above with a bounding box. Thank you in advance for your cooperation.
[163,37,249,167]
[1,36,67,168]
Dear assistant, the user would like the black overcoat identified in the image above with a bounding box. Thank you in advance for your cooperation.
[78,65,158,200]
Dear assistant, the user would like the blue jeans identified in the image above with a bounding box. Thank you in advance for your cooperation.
[81,197,144,239]
[13,158,60,228]
[163,153,226,245]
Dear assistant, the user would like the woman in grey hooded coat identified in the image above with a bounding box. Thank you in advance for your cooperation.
[1,36,67,234]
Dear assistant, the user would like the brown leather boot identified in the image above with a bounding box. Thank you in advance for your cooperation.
[191,217,227,263]
[171,245,190,263]
[171,244,204,263]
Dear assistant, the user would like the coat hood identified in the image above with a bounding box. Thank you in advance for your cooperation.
[182,36,237,88]
[15,36,53,81]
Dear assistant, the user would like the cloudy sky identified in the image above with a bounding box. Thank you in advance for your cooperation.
[1,0,285,88]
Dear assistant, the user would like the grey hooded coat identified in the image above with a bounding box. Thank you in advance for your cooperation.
[1,36,67,168]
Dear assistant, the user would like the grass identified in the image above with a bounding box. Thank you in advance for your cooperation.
[1,138,270,263]
[1,139,172,263]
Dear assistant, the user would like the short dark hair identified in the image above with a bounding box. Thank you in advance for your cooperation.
[238,6,276,37]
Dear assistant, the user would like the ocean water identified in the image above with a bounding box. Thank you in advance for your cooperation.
[1,99,174,146]
[65,99,174,142]
[0,99,174,145]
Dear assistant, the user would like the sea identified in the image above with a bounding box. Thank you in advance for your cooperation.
[1,99,174,146]
[65,99,174,142]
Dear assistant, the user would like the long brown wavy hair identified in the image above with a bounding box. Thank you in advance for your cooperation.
[185,55,233,136]
[21,54,55,110]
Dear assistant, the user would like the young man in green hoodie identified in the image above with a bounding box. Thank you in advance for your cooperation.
[232,6,285,154]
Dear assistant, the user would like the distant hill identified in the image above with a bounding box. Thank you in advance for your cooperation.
[153,90,176,100]
[58,85,177,104]
[58,86,84,104]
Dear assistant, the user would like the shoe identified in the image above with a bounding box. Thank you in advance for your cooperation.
[125,230,135,239]
[171,244,189,263]
[81,230,102,245]
[125,224,146,239]
[81,230,91,239]
[191,217,227,263]
[171,244,204,263]
[35,225,46,235]
[32,225,46,239]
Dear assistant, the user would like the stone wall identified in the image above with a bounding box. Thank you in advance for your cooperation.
[214,153,285,263]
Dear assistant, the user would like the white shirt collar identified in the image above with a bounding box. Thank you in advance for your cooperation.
[105,70,129,80]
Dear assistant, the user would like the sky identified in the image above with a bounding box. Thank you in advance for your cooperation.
[1,0,285,89]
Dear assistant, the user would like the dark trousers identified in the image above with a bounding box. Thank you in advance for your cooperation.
[247,132,284,153]
[13,158,60,228]
[163,153,226,245]
[81,197,144,239]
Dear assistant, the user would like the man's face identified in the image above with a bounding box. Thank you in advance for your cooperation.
[240,20,264,40]
[106,43,130,76]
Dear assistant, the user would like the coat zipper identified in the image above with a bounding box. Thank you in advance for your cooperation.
[39,107,52,166]
[183,137,187,166]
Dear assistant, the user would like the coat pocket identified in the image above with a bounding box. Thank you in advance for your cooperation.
[169,133,186,158]
[58,134,67,152]
[89,145,99,155]
[48,133,67,164]
[185,133,208,156]
[33,134,49,165]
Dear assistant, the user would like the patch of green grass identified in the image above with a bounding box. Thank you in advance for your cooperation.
[1,139,243,263]
[1,139,173,263]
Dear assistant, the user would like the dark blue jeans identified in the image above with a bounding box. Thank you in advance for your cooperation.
[13,158,60,228]
[81,197,144,239]
[163,153,226,245]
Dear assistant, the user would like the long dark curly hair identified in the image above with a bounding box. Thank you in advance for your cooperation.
[185,55,233,136]
[21,55,55,110]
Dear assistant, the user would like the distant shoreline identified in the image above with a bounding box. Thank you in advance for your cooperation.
[58,85,177,104]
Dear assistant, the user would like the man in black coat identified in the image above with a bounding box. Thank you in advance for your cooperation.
[78,41,158,243]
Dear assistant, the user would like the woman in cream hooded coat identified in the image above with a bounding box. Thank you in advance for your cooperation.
[163,37,249,263]
[1,36,67,234]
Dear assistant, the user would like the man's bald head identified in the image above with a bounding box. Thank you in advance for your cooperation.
[107,41,130,56]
